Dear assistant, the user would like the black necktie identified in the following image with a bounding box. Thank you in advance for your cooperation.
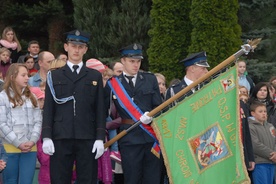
[73,65,79,76]
[125,75,134,88]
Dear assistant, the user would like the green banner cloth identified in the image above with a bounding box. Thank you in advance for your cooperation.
[152,67,250,184]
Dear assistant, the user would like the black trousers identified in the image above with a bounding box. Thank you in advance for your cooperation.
[50,139,97,184]
[120,143,162,184]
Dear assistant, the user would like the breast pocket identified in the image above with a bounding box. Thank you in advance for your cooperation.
[142,90,155,102]
[53,80,68,97]
[143,90,155,96]
[85,80,98,96]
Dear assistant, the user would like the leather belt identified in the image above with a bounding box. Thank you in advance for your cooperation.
[121,119,135,125]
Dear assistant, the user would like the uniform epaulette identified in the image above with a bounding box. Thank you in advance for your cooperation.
[140,70,153,75]
[171,80,181,88]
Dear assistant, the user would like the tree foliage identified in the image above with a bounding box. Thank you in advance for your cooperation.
[189,0,242,67]
[73,0,152,65]
[72,0,114,60]
[147,0,192,83]
[106,0,152,63]
[1,0,275,83]
[0,0,71,54]
[239,0,276,83]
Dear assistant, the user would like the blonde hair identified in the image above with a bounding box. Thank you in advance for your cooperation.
[3,63,37,108]
[239,85,249,94]
[155,73,166,83]
[0,47,11,56]
[1,27,22,52]
[239,93,249,102]
[102,67,113,78]
[49,59,66,70]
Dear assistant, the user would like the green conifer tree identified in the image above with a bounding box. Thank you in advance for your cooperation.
[188,0,242,67]
[73,0,151,64]
[73,0,114,59]
[147,0,192,83]
[239,0,276,82]
[105,0,152,67]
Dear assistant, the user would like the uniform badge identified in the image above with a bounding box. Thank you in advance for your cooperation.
[133,43,138,50]
[113,95,117,99]
[75,30,80,36]
[92,81,97,86]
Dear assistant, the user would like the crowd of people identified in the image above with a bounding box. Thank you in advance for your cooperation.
[0,26,276,184]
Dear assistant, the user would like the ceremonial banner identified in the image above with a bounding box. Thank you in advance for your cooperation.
[152,67,250,184]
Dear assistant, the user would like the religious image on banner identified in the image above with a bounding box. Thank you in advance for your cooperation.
[152,67,250,184]
[221,73,235,92]
[189,123,231,172]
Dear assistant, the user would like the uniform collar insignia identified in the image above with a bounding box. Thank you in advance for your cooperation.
[139,73,143,80]
[118,76,123,82]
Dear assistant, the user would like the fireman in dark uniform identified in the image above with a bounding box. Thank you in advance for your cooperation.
[42,30,106,183]
[105,43,163,184]
[165,51,210,102]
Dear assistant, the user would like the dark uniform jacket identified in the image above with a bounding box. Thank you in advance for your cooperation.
[165,78,196,106]
[246,75,255,95]
[42,64,106,141]
[165,77,206,104]
[105,71,162,145]
[240,100,255,168]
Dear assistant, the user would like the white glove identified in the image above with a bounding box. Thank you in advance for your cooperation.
[42,138,55,155]
[140,112,152,125]
[92,140,104,159]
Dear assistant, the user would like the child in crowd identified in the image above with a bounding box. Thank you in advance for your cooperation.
[0,63,42,183]
[39,81,46,92]
[30,87,47,184]
[239,85,249,95]
[30,87,45,110]
[49,58,66,71]
[56,53,67,62]
[0,47,11,79]
[86,59,121,162]
[86,59,113,184]
[0,27,22,63]
[102,67,113,87]
[103,68,122,163]
[239,93,249,104]
[248,101,276,184]
[237,59,255,95]
[155,73,167,101]
[24,55,38,77]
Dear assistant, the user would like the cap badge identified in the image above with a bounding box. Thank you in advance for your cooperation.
[133,43,138,50]
[75,30,80,36]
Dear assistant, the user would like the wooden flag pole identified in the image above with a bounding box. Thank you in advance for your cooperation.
[104,38,261,149]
